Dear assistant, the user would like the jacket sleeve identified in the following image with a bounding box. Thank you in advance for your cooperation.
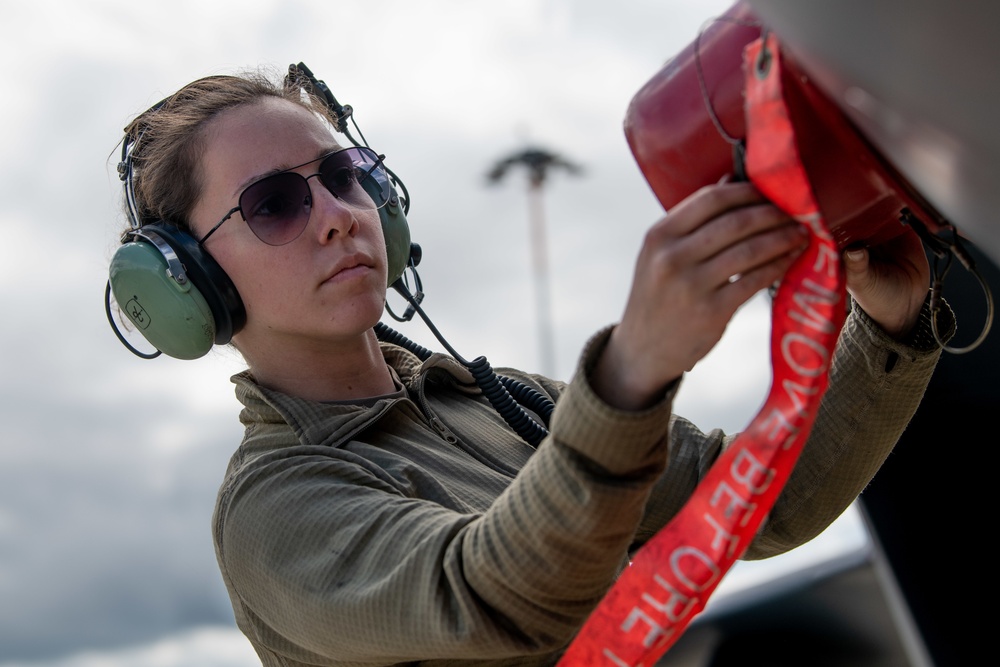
[632,296,952,559]
[746,297,951,557]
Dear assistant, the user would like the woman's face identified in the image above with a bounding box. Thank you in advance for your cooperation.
[189,97,389,355]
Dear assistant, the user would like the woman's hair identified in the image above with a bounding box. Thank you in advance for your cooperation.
[120,67,336,233]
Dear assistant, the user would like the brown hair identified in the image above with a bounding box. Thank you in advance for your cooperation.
[120,67,335,233]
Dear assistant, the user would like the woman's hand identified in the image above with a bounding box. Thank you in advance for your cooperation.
[592,181,809,410]
[842,228,931,340]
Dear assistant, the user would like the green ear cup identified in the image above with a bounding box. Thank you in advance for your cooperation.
[359,173,411,286]
[109,240,216,360]
[381,195,411,286]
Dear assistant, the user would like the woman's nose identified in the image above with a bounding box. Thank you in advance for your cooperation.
[306,174,358,241]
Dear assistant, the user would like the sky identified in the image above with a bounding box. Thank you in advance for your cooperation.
[0,1,873,665]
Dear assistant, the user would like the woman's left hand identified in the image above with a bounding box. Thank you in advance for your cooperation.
[842,228,930,339]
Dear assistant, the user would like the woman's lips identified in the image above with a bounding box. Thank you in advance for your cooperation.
[322,258,373,285]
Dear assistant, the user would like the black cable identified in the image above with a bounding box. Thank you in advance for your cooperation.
[902,209,994,353]
[375,282,554,447]
[373,318,553,426]
[694,14,762,147]
[105,281,161,359]
[466,356,549,446]
[374,320,434,359]
[499,375,555,425]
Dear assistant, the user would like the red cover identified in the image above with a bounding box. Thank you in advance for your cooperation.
[623,1,947,249]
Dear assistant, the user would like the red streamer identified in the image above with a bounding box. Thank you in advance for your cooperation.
[558,34,846,666]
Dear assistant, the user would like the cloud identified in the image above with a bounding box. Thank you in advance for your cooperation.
[0,626,257,667]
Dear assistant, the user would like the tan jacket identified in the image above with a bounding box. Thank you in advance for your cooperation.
[212,302,948,666]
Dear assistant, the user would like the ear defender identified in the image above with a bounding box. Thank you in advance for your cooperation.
[358,166,412,286]
[108,223,246,360]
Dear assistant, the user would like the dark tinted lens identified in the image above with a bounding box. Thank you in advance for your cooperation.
[320,147,391,208]
[239,172,311,245]
[318,151,358,197]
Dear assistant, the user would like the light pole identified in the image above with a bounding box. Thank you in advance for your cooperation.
[487,147,583,377]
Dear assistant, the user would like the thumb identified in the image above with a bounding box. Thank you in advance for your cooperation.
[843,246,875,296]
[843,247,868,273]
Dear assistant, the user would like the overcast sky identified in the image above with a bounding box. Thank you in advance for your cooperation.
[0,1,872,665]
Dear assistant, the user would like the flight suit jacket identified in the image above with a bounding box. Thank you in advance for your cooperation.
[212,300,950,667]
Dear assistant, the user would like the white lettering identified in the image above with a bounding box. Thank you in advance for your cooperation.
[645,574,695,623]
[669,546,721,591]
[710,481,754,521]
[780,331,829,377]
[813,241,840,278]
[781,378,818,416]
[702,512,740,557]
[620,607,666,649]
[601,647,631,667]
[731,447,774,494]
[789,278,838,333]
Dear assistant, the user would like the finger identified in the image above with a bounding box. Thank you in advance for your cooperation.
[719,248,802,309]
[689,201,802,263]
[646,200,800,285]
[699,218,808,289]
[843,246,869,280]
[659,181,766,238]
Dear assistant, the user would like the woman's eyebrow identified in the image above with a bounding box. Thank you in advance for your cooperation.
[232,145,343,196]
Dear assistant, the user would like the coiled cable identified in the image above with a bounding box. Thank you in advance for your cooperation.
[375,282,554,447]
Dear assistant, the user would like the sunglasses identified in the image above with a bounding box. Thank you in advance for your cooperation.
[198,146,391,246]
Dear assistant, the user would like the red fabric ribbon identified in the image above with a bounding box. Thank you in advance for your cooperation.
[558,33,847,666]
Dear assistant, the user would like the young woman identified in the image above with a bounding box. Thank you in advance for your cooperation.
[110,67,952,666]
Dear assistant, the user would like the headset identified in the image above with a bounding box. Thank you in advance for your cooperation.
[106,62,421,360]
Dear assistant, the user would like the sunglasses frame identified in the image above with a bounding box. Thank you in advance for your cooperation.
[197,145,389,247]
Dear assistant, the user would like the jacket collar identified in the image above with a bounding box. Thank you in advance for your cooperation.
[230,342,475,449]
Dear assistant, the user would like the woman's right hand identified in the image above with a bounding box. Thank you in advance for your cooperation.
[592,181,809,410]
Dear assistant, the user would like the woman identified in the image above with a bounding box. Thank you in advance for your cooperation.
[110,67,951,666]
